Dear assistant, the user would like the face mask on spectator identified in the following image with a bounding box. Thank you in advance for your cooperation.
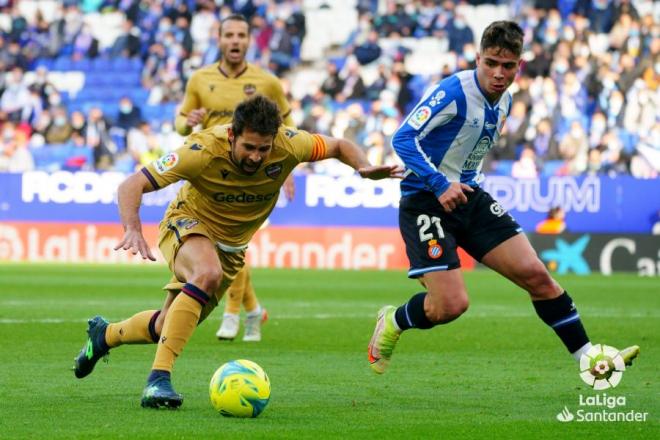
[464,50,476,62]
[49,94,62,106]
[554,63,568,74]
[54,116,67,126]
[455,19,466,29]
[120,103,133,114]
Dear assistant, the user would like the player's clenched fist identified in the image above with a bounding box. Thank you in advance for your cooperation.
[438,182,474,213]
[186,108,207,128]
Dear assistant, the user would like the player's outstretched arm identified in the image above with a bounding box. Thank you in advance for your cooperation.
[113,171,158,261]
[320,135,404,180]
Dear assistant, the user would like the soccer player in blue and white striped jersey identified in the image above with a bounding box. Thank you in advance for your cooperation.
[368,21,639,376]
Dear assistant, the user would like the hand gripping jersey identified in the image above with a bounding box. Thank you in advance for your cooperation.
[179,63,293,127]
[392,70,512,198]
[142,125,326,247]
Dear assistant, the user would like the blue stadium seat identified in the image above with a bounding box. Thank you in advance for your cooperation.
[92,57,113,72]
[30,144,94,171]
[53,56,74,71]
[542,160,565,177]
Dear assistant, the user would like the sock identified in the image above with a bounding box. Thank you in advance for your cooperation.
[241,267,259,313]
[572,342,593,362]
[246,304,262,318]
[533,291,590,356]
[152,283,208,372]
[105,310,160,347]
[394,292,434,331]
[147,369,170,383]
[225,267,247,314]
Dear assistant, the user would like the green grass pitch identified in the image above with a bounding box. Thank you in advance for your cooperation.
[0,263,657,439]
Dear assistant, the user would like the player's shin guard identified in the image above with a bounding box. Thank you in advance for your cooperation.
[105,310,161,347]
[394,292,434,331]
[152,284,207,372]
[533,291,590,359]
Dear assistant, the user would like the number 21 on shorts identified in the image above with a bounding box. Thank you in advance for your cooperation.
[417,214,444,241]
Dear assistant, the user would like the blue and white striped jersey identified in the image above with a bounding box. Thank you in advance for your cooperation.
[393,70,512,197]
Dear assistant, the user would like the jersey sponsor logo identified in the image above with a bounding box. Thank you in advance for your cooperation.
[429,90,446,107]
[243,84,257,95]
[462,136,492,170]
[213,191,278,203]
[265,163,283,179]
[154,153,179,174]
[489,201,505,217]
[427,239,443,259]
[407,106,432,130]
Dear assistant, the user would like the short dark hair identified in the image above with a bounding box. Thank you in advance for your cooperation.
[232,95,281,138]
[220,13,250,33]
[480,21,524,57]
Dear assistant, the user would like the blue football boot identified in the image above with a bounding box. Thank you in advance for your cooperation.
[141,375,183,409]
[73,315,110,379]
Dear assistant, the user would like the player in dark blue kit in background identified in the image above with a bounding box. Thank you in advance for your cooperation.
[367,20,639,376]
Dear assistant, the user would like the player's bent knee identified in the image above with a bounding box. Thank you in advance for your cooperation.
[190,265,224,295]
[520,260,557,298]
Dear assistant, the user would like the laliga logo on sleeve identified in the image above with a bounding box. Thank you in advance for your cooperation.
[579,344,626,390]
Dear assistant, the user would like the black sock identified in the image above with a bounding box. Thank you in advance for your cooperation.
[533,291,589,353]
[394,292,434,331]
[147,369,170,383]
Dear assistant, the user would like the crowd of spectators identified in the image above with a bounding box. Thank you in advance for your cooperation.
[0,0,658,179]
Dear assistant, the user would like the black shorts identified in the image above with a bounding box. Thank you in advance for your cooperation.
[399,187,522,278]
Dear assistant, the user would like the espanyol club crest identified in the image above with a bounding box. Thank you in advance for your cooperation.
[264,163,283,179]
[427,239,443,259]
[244,84,257,96]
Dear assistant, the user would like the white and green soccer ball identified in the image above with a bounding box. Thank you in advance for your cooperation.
[209,359,271,417]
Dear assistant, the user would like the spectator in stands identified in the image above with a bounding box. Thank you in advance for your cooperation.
[339,58,366,100]
[536,206,567,234]
[268,18,296,75]
[512,146,540,179]
[445,14,475,54]
[353,30,382,65]
[110,19,141,58]
[0,67,31,123]
[498,100,528,160]
[70,111,87,137]
[524,41,551,78]
[72,23,99,60]
[365,63,389,101]
[320,62,344,99]
[127,120,161,167]
[558,121,589,175]
[45,106,74,145]
[85,107,114,170]
[115,96,143,132]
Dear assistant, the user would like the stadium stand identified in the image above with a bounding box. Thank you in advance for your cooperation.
[0,0,657,177]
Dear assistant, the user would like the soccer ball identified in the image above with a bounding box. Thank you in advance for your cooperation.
[209,359,271,417]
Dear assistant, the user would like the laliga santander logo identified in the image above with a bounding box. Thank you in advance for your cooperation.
[0,225,24,261]
[579,344,626,390]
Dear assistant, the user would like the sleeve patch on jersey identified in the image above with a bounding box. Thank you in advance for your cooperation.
[429,90,446,107]
[407,106,432,130]
[154,152,179,174]
[309,134,327,161]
